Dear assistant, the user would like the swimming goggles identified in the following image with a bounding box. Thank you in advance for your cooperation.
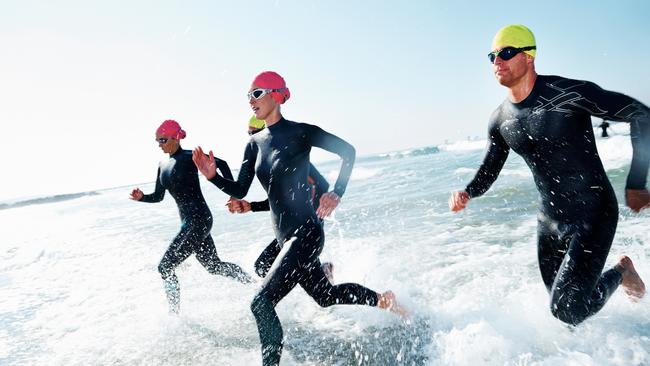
[488,46,536,63]
[156,137,169,144]
[247,88,287,100]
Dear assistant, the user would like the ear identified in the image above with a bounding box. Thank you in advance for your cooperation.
[526,54,535,65]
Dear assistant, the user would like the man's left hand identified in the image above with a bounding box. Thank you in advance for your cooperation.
[625,188,650,213]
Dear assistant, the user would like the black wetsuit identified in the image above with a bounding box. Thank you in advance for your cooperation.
[139,148,251,312]
[252,163,330,278]
[465,75,650,325]
[208,118,378,366]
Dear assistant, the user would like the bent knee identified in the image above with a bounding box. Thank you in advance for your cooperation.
[550,298,589,325]
[158,262,174,279]
[251,294,273,316]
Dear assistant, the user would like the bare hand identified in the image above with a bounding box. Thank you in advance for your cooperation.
[239,200,252,213]
[448,191,470,212]
[225,197,241,213]
[225,198,252,214]
[192,146,217,180]
[130,188,144,201]
[317,192,340,218]
[625,188,650,213]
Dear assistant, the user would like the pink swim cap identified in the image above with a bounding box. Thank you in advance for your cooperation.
[156,119,187,139]
[252,71,291,104]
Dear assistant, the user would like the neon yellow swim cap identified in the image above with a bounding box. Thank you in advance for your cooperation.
[248,115,265,130]
[492,24,536,57]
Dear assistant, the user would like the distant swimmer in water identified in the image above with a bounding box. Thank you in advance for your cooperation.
[193,72,407,366]
[227,116,334,281]
[130,119,252,314]
[449,25,648,326]
[599,119,610,138]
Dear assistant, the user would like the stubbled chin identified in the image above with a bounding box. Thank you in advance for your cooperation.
[495,75,509,86]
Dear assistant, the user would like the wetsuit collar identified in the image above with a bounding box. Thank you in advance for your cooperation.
[266,117,287,131]
[511,75,543,108]
[170,146,184,157]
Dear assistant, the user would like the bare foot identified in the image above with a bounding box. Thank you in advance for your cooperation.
[377,291,410,318]
[615,255,646,301]
[321,262,334,283]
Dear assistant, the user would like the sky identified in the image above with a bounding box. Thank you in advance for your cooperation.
[1,0,649,201]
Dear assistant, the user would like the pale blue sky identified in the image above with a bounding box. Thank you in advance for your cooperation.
[1,0,649,200]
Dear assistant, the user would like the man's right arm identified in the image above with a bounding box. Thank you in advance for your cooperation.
[464,118,510,199]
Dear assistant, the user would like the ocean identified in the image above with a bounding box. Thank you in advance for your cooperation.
[1,124,648,365]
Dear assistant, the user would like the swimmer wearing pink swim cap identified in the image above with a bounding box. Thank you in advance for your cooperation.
[193,71,408,366]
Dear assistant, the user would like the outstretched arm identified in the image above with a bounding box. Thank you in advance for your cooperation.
[578,81,650,211]
[450,118,510,212]
[193,143,257,199]
[135,168,165,203]
[215,156,234,181]
[305,124,355,218]
[306,125,355,197]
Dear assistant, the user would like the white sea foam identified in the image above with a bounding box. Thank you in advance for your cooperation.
[596,133,633,171]
[2,135,649,365]
[439,139,487,152]
[326,167,381,182]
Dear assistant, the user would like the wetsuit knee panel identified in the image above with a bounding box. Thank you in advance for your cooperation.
[158,261,174,278]
[251,293,273,313]
[549,297,589,326]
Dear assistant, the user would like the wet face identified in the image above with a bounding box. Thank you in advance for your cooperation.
[155,133,179,154]
[248,85,278,120]
[492,47,532,87]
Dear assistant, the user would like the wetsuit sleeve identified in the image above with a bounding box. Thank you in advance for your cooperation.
[250,199,270,212]
[304,124,355,197]
[208,142,257,199]
[308,163,330,203]
[215,157,234,181]
[576,81,650,189]
[140,168,165,203]
[465,117,510,198]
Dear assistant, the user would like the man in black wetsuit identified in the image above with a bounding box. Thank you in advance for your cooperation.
[193,71,405,366]
[130,120,251,313]
[449,25,648,326]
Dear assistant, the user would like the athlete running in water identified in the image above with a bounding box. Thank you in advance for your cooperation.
[449,25,648,326]
[193,72,406,365]
[130,119,251,314]
[227,116,334,280]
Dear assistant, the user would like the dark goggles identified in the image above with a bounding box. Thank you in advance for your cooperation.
[247,87,286,100]
[156,137,169,144]
[488,46,536,63]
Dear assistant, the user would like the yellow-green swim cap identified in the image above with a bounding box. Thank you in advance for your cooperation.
[492,24,536,57]
[248,115,266,130]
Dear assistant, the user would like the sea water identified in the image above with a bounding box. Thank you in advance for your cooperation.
[1,124,648,365]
